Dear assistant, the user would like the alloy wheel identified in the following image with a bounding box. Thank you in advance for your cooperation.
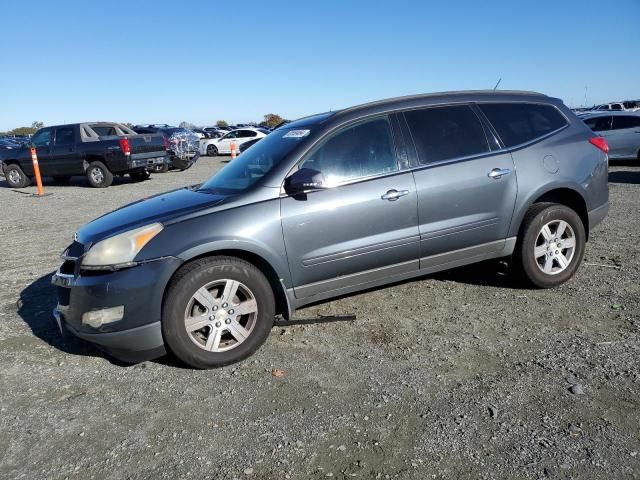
[534,220,576,275]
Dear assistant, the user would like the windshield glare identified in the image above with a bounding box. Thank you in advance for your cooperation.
[198,127,313,194]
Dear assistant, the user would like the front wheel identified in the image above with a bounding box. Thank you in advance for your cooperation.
[206,144,218,157]
[86,161,113,188]
[513,203,586,288]
[4,164,31,188]
[162,257,275,369]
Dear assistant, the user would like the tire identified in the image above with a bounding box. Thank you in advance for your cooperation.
[162,256,275,369]
[86,161,113,188]
[513,203,586,288]
[130,170,150,182]
[4,164,30,188]
[206,144,218,157]
[52,175,71,184]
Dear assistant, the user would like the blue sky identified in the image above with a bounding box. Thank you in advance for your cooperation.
[1,0,638,130]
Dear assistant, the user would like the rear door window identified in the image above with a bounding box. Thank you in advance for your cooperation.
[479,103,568,147]
[404,105,490,165]
[55,127,75,145]
[612,116,640,130]
[583,116,612,132]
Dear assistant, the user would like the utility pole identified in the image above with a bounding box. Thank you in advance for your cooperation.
[493,78,502,90]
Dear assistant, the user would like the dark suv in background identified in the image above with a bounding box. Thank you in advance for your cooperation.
[53,91,609,368]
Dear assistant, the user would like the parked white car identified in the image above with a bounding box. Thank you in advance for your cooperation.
[200,128,268,156]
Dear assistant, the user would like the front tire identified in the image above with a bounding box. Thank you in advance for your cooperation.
[4,164,30,188]
[206,144,218,156]
[86,161,113,188]
[514,203,586,288]
[162,257,275,369]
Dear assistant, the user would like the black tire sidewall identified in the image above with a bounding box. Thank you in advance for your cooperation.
[5,164,29,188]
[86,161,113,188]
[518,205,586,288]
[162,258,275,369]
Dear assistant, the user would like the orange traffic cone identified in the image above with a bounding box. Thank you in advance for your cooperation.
[230,141,237,160]
[30,147,45,196]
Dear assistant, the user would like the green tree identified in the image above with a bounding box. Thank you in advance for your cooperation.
[261,113,284,129]
[216,120,228,128]
[31,121,44,130]
[179,121,196,129]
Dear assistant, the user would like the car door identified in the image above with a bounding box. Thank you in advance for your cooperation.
[609,116,640,159]
[24,128,54,175]
[281,116,420,299]
[50,126,82,175]
[402,104,518,267]
[217,131,237,153]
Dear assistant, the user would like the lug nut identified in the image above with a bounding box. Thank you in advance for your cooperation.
[215,321,221,328]
[209,315,214,321]
[222,303,228,308]
[225,318,231,324]
[228,309,234,314]
[213,306,218,311]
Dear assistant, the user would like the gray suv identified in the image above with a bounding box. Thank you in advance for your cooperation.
[52,91,610,368]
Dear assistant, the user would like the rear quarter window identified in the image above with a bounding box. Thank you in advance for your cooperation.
[479,103,568,148]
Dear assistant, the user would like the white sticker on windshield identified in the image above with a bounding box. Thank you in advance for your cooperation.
[283,129,310,139]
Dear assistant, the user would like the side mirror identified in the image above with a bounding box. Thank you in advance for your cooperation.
[284,168,327,195]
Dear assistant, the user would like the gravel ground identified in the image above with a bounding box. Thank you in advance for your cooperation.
[0,157,639,480]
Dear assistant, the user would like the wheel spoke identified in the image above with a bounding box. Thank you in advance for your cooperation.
[556,221,568,238]
[205,328,223,352]
[234,299,257,316]
[543,256,554,273]
[227,320,249,343]
[556,253,569,270]
[534,245,547,259]
[540,225,553,242]
[562,237,576,249]
[221,280,239,304]
[193,287,216,310]
[185,316,210,332]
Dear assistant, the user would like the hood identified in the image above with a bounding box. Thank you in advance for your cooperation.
[77,187,226,245]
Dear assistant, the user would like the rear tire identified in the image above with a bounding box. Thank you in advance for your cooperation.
[4,164,30,188]
[162,257,275,369]
[513,203,586,288]
[130,170,150,182]
[86,161,113,188]
[206,144,218,157]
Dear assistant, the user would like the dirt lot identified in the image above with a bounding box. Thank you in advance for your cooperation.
[0,157,638,480]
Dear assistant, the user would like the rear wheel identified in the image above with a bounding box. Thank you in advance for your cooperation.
[162,257,275,369]
[4,164,30,188]
[206,144,218,157]
[130,170,150,182]
[86,161,113,188]
[514,203,586,288]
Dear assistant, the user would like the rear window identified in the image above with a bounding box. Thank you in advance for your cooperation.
[479,103,568,147]
[404,105,490,165]
[91,126,118,136]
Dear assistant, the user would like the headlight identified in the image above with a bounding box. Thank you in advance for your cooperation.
[81,223,163,268]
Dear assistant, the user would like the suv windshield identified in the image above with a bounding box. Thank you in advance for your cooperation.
[198,127,314,194]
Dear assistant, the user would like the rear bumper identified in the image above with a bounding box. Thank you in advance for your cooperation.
[588,201,609,230]
[128,152,170,170]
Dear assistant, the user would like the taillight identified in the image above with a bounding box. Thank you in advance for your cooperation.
[119,137,131,156]
[589,136,609,154]
[162,135,169,150]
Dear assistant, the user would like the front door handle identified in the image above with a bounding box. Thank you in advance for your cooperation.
[381,189,409,201]
[488,168,511,179]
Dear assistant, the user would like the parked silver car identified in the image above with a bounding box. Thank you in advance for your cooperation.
[53,90,609,368]
[582,111,640,161]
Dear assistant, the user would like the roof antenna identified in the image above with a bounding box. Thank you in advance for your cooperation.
[493,78,502,90]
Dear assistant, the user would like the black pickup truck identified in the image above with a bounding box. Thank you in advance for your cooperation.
[0,122,169,188]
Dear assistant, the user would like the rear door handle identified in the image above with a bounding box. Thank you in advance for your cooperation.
[381,189,409,201]
[488,168,511,179]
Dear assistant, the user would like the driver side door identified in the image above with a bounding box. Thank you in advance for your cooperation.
[23,128,54,176]
[217,131,238,154]
[280,116,420,300]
